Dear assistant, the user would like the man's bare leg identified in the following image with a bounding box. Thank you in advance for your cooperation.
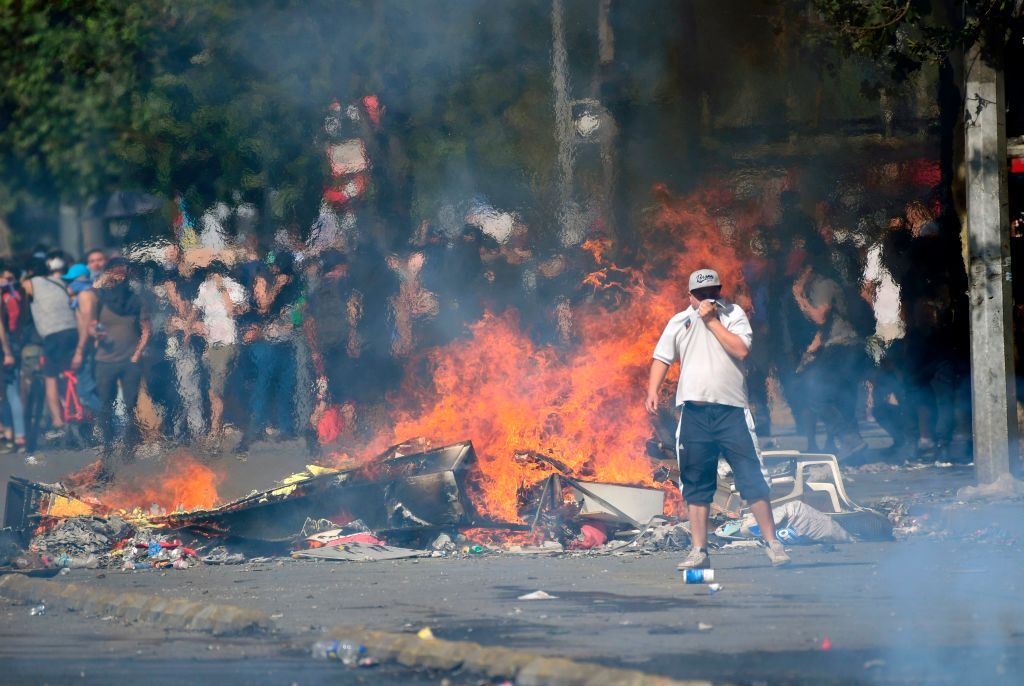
[750,497,790,565]
[747,498,778,542]
[209,389,223,438]
[688,503,710,548]
[44,377,64,430]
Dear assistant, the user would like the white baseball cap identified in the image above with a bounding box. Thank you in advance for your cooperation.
[688,268,721,291]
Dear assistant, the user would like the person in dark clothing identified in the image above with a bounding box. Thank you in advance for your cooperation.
[236,251,299,453]
[444,225,486,327]
[344,240,402,410]
[791,258,868,462]
[89,259,151,469]
[901,209,966,458]
[740,230,774,439]
[304,250,352,402]
[162,248,207,442]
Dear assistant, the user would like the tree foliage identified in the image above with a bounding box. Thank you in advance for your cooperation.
[0,0,559,240]
[811,0,1023,78]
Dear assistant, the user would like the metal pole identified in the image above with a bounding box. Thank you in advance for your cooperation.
[964,43,1016,483]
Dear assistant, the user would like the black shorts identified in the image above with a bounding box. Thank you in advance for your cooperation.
[677,402,769,506]
[41,329,77,378]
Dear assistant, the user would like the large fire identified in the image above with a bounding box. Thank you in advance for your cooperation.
[383,184,753,522]
[98,451,223,514]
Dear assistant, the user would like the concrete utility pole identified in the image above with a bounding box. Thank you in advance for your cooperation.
[964,43,1017,483]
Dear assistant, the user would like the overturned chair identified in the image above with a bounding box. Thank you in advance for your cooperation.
[713,450,893,540]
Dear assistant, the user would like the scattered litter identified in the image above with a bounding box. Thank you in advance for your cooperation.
[682,569,714,584]
[29,604,45,616]
[707,583,722,594]
[305,530,384,548]
[518,590,558,600]
[820,636,833,650]
[311,639,367,666]
[697,622,713,632]
[571,523,608,550]
[200,546,246,565]
[627,521,690,551]
[292,542,429,562]
[34,517,133,558]
[416,627,435,640]
[430,533,454,551]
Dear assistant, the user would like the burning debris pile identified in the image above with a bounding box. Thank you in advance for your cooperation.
[1,439,893,572]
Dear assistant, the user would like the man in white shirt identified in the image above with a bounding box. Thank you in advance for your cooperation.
[646,268,790,569]
[193,262,247,441]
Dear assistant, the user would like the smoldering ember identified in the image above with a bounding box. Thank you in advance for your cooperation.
[1,3,1024,686]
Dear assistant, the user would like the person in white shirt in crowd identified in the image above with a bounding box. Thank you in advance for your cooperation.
[21,253,79,442]
[646,268,790,571]
[192,260,247,444]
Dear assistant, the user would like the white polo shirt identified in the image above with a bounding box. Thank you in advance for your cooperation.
[652,302,752,409]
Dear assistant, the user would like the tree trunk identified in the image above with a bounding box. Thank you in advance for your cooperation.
[551,0,579,246]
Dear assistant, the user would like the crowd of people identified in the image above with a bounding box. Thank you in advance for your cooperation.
[0,186,972,480]
[737,191,971,464]
[0,216,603,480]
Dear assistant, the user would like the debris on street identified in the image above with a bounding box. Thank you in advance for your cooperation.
[1,442,902,573]
[518,590,558,600]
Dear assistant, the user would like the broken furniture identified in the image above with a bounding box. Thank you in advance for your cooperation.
[761,450,857,514]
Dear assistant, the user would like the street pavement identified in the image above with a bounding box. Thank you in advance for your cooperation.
[0,595,488,685]
[2,431,1023,685]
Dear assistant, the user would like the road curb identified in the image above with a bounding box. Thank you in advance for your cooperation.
[0,575,716,684]
[0,574,274,636]
[323,625,719,686]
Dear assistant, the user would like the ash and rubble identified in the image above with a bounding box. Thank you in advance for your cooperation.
[0,438,911,573]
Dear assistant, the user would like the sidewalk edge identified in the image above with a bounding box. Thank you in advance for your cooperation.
[0,573,274,635]
[323,624,721,686]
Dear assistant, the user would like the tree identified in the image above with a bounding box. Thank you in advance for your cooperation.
[1,1,563,244]
[0,1,170,211]
[811,1,1022,76]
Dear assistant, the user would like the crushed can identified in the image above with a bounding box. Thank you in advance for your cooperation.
[682,569,714,583]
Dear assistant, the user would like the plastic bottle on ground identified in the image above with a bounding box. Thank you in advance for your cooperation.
[311,640,366,665]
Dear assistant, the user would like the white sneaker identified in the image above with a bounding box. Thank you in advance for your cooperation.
[676,547,711,570]
[765,540,791,566]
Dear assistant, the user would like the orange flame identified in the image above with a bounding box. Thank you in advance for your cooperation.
[98,450,223,513]
[382,184,751,523]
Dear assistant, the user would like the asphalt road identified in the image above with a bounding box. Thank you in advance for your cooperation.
[0,596,491,686]
[3,430,1022,685]
[27,469,1022,686]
